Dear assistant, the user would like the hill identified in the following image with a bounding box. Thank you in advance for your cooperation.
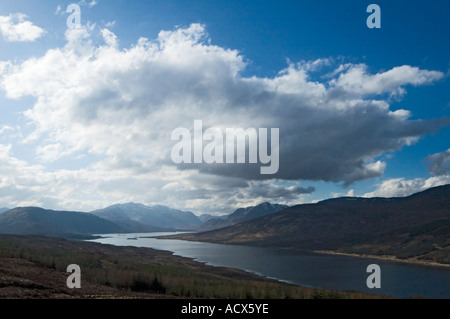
[0,207,123,236]
[0,208,9,214]
[199,202,288,231]
[91,203,202,231]
[171,185,450,265]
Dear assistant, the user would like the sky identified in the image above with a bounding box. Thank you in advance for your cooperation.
[0,0,449,215]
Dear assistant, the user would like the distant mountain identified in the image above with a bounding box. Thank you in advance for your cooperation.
[199,202,289,231]
[198,214,226,223]
[0,207,123,236]
[0,208,9,214]
[173,185,450,264]
[91,203,202,231]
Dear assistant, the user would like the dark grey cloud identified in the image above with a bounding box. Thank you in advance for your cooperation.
[426,149,450,176]
[245,183,315,199]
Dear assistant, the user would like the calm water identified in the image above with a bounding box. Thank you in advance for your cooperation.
[88,232,450,299]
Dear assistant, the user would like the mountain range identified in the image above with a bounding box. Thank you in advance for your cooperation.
[0,204,203,236]
[0,202,288,236]
[0,185,449,265]
[172,185,450,264]
[199,202,288,231]
[91,203,202,231]
[0,207,123,236]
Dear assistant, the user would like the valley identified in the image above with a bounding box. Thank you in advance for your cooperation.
[0,185,448,298]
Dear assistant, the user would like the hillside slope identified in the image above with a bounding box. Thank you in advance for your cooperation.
[199,202,288,231]
[0,207,123,236]
[172,185,450,264]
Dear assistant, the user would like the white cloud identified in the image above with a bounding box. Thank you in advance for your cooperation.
[0,13,45,42]
[330,64,444,98]
[36,143,77,163]
[78,0,98,8]
[363,176,450,198]
[55,5,62,15]
[105,21,116,28]
[0,126,14,136]
[0,23,448,213]
[363,149,450,199]
[101,28,118,48]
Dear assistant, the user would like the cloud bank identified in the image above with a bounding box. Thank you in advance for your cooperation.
[0,13,45,42]
[0,24,448,213]
[364,149,450,198]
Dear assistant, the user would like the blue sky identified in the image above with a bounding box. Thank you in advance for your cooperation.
[0,0,448,214]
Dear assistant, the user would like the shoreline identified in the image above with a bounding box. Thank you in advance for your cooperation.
[157,233,450,270]
[158,233,450,270]
[315,250,450,269]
